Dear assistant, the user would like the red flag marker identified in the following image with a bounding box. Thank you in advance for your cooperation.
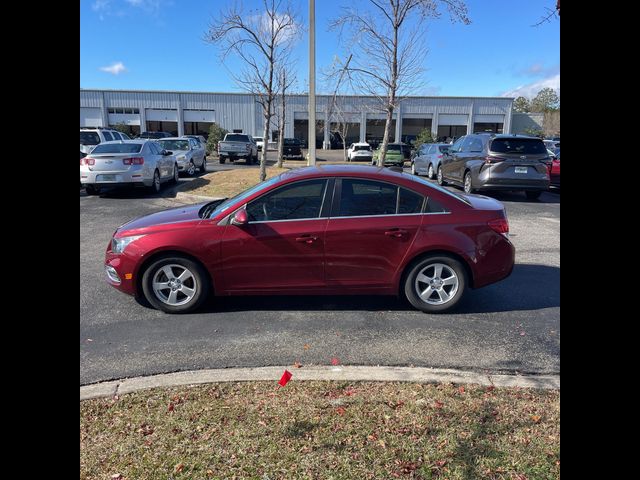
[331,357,340,366]
[278,370,292,387]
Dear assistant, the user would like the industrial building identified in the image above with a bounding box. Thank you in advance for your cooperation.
[80,89,514,148]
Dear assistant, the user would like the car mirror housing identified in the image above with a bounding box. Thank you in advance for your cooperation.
[231,208,249,226]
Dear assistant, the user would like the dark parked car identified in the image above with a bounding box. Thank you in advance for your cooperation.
[105,165,515,314]
[438,134,550,200]
[139,131,173,139]
[282,138,304,159]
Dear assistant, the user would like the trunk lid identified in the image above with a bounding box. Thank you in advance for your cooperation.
[88,153,137,172]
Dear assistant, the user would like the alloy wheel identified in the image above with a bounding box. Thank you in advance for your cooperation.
[414,263,459,305]
[152,264,198,306]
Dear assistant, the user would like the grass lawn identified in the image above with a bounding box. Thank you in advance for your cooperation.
[80,381,559,479]
[180,167,289,199]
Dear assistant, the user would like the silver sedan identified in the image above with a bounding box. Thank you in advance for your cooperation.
[80,140,178,195]
[411,143,451,178]
[157,138,206,176]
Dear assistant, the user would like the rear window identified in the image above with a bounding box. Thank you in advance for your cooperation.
[158,140,189,151]
[354,145,370,151]
[91,143,142,154]
[490,138,546,154]
[225,134,250,142]
[387,144,401,152]
[80,132,100,145]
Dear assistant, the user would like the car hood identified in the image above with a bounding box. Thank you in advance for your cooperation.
[117,202,208,233]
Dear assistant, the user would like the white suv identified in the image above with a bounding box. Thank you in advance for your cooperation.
[80,127,131,155]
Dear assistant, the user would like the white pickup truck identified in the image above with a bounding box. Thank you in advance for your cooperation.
[217,133,258,164]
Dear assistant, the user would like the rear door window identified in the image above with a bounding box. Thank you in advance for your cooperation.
[398,188,425,214]
[338,180,397,217]
[102,131,114,141]
[467,137,484,153]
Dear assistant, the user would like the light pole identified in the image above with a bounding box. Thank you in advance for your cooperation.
[307,0,316,165]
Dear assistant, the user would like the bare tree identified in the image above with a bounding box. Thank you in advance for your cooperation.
[205,0,301,181]
[330,0,470,166]
[325,54,354,162]
[533,1,560,26]
[275,66,297,168]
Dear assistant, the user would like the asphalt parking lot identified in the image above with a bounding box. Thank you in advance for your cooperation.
[80,154,559,385]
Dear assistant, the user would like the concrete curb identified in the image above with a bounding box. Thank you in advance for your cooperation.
[81,366,559,401]
[174,191,222,203]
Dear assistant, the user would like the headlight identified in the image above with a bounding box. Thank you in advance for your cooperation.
[111,235,145,253]
[177,155,186,161]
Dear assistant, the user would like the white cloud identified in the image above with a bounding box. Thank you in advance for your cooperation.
[502,74,560,99]
[100,62,127,75]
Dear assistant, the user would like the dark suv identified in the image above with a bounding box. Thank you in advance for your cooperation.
[437,134,550,200]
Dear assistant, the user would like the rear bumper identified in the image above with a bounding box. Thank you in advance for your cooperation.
[472,235,516,288]
[220,153,250,159]
[80,167,152,187]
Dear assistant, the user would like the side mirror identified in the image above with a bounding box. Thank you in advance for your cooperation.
[231,208,248,226]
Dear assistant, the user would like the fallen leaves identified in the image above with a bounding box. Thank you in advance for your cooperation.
[433,400,444,409]
[303,343,310,350]
[335,407,346,416]
[174,463,185,474]
[531,415,542,423]
[138,423,154,436]
[111,474,124,480]
[293,361,302,369]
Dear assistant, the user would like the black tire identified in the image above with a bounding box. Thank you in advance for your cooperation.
[253,152,259,164]
[199,157,207,173]
[463,171,474,194]
[149,170,161,193]
[437,166,447,186]
[170,164,179,184]
[186,161,197,176]
[220,157,226,164]
[427,163,435,179]
[141,255,210,314]
[85,185,99,196]
[404,255,467,313]
[526,190,542,200]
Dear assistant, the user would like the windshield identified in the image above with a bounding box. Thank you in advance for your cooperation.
[201,174,284,219]
[80,131,100,145]
[225,134,250,142]
[158,140,189,151]
[284,139,299,145]
[438,145,450,153]
[91,143,142,154]
[386,145,402,152]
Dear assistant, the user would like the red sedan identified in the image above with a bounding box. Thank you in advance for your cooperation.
[104,165,515,313]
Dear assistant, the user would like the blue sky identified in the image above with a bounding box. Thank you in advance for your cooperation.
[80,0,560,98]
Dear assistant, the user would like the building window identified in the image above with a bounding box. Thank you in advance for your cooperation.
[473,123,503,134]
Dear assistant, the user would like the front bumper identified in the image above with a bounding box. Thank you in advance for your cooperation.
[104,250,139,296]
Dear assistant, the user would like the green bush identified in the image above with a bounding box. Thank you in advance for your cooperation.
[112,122,130,136]
[413,128,436,149]
[206,123,228,155]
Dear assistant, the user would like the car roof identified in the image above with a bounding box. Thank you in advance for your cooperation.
[158,137,188,140]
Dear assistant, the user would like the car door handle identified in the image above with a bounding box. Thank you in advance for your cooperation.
[296,235,318,244]
[384,229,407,238]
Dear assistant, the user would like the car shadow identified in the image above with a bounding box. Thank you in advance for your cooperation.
[79,178,195,200]
[194,263,558,315]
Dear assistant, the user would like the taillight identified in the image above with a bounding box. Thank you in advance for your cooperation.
[123,157,144,165]
[437,154,443,158]
[485,156,506,164]
[488,218,509,236]
[81,157,95,166]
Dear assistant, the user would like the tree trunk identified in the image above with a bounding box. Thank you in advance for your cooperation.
[276,83,286,168]
[260,102,271,182]
[378,104,394,166]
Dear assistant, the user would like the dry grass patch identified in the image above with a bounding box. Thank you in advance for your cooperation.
[181,167,289,199]
[81,381,559,479]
